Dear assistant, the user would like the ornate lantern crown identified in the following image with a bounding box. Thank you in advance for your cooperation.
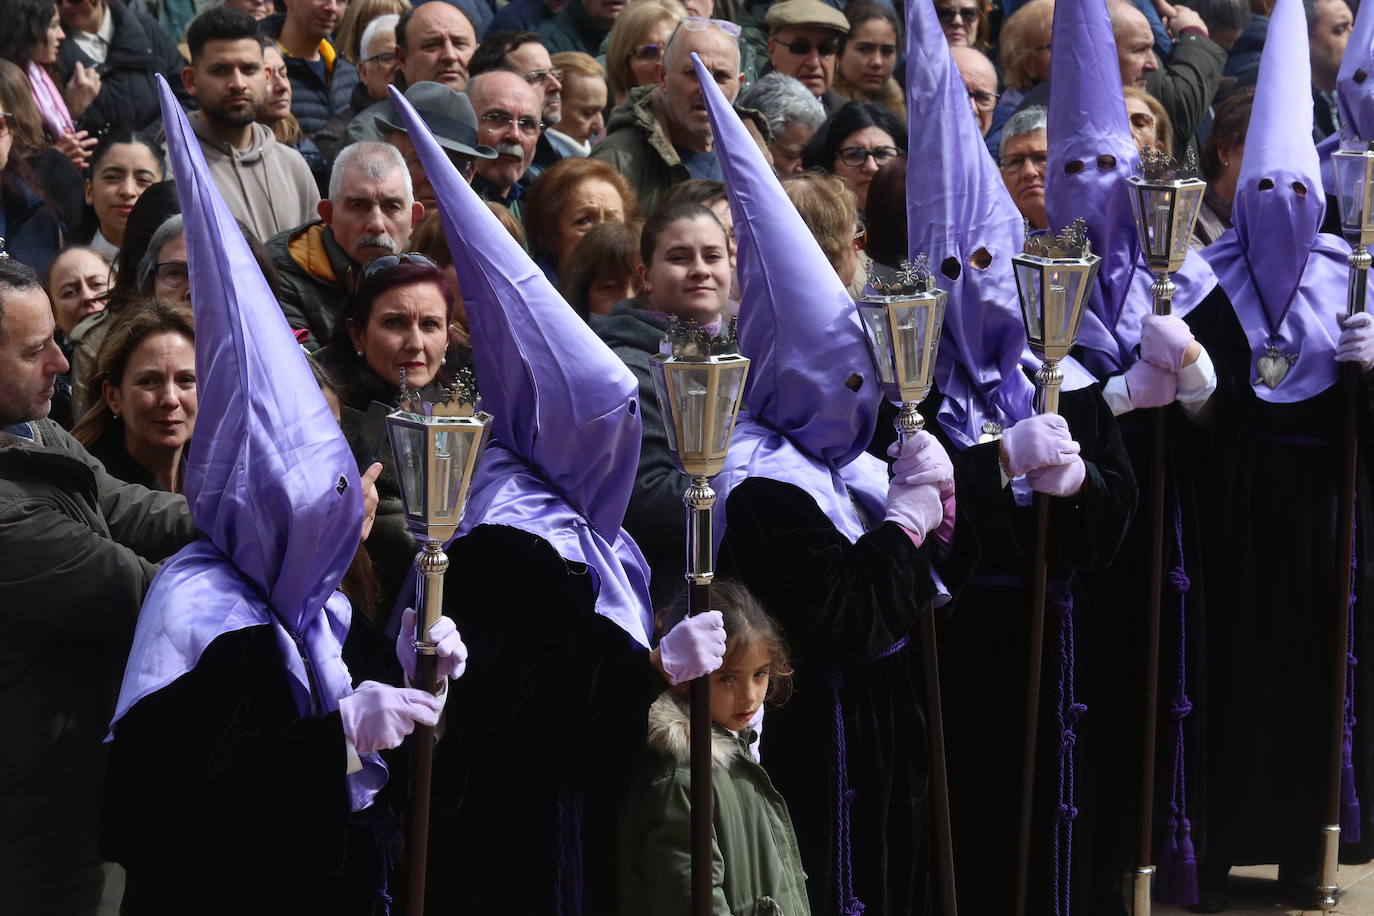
[1127,147,1207,276]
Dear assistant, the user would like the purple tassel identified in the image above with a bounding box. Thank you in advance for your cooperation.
[1342,736,1362,843]
[1154,810,1199,905]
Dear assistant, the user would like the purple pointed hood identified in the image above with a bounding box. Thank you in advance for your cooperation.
[1205,0,1349,402]
[1045,0,1216,376]
[695,53,889,544]
[387,87,654,644]
[1338,0,1374,137]
[111,77,385,809]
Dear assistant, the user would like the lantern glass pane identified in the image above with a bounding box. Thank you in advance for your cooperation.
[430,427,474,520]
[389,422,426,520]
[891,300,932,388]
[1044,266,1085,348]
[649,359,678,452]
[1141,186,1175,264]
[713,362,748,452]
[1014,260,1045,343]
[672,365,712,456]
[858,304,896,384]
[1333,152,1373,236]
[1170,183,1206,264]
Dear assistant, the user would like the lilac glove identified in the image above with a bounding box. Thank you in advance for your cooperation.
[1124,359,1179,409]
[1139,313,1195,372]
[659,611,726,685]
[1000,414,1081,477]
[338,680,443,754]
[885,470,945,541]
[398,608,469,683]
[1337,312,1374,372]
[1026,455,1087,496]
[888,430,955,499]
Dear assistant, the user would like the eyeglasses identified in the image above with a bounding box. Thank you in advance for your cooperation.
[936,6,980,24]
[1032,42,1052,53]
[836,145,900,167]
[524,68,563,86]
[155,261,190,286]
[360,51,397,66]
[631,42,663,61]
[0,113,13,138]
[1000,152,1048,172]
[967,88,999,110]
[771,36,839,57]
[357,252,439,286]
[853,222,867,251]
[479,109,542,136]
[678,16,742,37]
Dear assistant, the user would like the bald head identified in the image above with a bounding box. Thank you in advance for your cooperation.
[1109,0,1159,88]
[656,23,744,150]
[399,1,478,89]
[663,22,741,74]
[952,46,998,134]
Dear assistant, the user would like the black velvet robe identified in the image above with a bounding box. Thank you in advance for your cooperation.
[101,621,401,915]
[1183,287,1374,871]
[427,523,668,914]
[716,470,978,916]
[932,381,1137,916]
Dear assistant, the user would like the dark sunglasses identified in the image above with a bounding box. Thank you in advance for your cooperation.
[631,42,663,61]
[936,6,980,23]
[356,252,439,288]
[771,37,839,57]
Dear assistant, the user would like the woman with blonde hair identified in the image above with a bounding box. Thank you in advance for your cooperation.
[604,0,685,106]
[334,0,411,62]
[987,0,1054,152]
[782,168,865,297]
[1123,84,1173,158]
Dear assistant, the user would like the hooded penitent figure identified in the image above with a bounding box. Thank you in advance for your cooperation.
[386,87,718,914]
[903,0,1137,913]
[1318,0,1374,194]
[100,77,448,911]
[1044,0,1218,384]
[1187,0,1374,894]
[697,50,959,916]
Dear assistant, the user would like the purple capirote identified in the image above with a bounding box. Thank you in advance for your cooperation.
[386,86,655,648]
[691,52,889,546]
[109,76,386,811]
[1044,0,1216,378]
[1203,0,1350,403]
[1319,0,1374,189]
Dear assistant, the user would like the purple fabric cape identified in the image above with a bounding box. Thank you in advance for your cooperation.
[1044,0,1217,379]
[1203,0,1350,403]
[110,77,385,810]
[903,0,1093,450]
[693,53,889,545]
[387,87,654,646]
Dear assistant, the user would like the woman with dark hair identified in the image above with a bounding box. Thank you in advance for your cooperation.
[319,254,468,618]
[1192,86,1252,250]
[71,298,197,492]
[561,220,642,320]
[81,130,164,259]
[801,100,906,214]
[833,1,905,122]
[522,156,639,285]
[0,58,84,229]
[0,0,99,169]
[0,92,65,274]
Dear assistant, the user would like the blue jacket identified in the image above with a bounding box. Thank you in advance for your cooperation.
[0,177,65,277]
[485,0,553,37]
[260,15,361,139]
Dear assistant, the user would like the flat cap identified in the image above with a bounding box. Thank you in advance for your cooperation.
[766,0,850,34]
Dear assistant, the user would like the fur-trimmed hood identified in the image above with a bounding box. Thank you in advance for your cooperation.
[646,692,749,769]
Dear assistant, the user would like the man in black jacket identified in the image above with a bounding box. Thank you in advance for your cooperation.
[57,0,184,135]
[0,259,195,913]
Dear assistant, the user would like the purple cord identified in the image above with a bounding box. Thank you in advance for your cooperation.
[551,792,585,916]
[1049,577,1085,916]
[1343,515,1362,843]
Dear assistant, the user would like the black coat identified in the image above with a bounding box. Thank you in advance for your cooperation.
[57,0,183,136]
[428,523,667,914]
[0,175,64,276]
[259,16,361,139]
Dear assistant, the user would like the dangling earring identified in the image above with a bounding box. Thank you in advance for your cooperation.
[440,356,447,367]
[355,349,363,358]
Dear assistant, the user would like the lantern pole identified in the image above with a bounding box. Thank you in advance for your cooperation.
[857,261,957,916]
[649,319,750,916]
[385,370,491,916]
[1125,150,1207,915]
[1010,222,1099,916]
[1320,143,1374,910]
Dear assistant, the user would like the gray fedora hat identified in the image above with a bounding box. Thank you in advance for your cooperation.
[375,81,498,160]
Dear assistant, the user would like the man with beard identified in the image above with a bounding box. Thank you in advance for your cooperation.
[467,70,545,216]
[266,142,424,349]
[469,31,566,175]
[183,8,319,243]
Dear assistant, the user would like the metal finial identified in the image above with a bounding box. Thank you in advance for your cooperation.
[1138,145,1200,181]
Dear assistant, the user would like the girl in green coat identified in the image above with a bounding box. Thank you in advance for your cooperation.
[617,581,811,916]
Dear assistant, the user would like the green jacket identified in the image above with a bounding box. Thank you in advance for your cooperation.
[591,86,773,216]
[617,694,811,916]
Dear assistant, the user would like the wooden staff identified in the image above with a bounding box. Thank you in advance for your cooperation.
[686,476,717,916]
[407,540,448,916]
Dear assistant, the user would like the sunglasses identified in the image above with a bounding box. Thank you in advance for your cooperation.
[771,37,839,57]
[357,252,439,287]
[631,42,663,61]
[936,6,980,23]
[836,145,900,167]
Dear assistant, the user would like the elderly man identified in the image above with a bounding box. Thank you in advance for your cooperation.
[998,105,1048,229]
[0,258,195,912]
[737,70,825,176]
[267,142,424,349]
[592,18,753,212]
[467,70,545,215]
[375,81,497,212]
[185,8,318,242]
[537,0,622,55]
[260,0,360,137]
[953,45,998,135]
[1109,0,1225,152]
[765,0,850,115]
[57,0,184,134]
[470,31,565,174]
[317,13,402,158]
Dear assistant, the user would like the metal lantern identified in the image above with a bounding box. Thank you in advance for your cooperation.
[858,256,948,438]
[1012,219,1100,414]
[1333,141,1374,250]
[1127,148,1207,281]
